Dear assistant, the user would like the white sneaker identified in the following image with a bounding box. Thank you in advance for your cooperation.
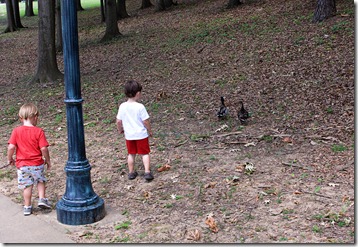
[24,206,32,216]
[38,198,51,209]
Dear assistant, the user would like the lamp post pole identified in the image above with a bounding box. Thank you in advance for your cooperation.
[56,0,105,225]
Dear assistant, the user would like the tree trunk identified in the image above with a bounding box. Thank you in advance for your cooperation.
[12,0,25,28]
[313,0,336,23]
[31,0,63,84]
[141,0,153,9]
[25,0,35,17]
[226,0,241,9]
[4,0,17,33]
[76,0,84,11]
[116,0,129,19]
[100,0,105,22]
[55,0,63,53]
[101,0,121,42]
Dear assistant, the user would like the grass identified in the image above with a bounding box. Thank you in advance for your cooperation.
[0,0,100,19]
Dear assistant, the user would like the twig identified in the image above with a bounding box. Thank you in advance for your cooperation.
[301,190,332,199]
[174,139,188,148]
[0,164,10,170]
[281,162,304,169]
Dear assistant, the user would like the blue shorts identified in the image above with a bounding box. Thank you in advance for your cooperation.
[17,164,47,189]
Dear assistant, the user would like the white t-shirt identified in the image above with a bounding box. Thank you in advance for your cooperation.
[116,101,150,140]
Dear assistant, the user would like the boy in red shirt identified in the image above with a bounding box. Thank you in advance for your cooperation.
[7,103,52,216]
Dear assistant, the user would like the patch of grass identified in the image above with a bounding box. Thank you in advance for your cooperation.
[261,135,273,142]
[331,144,347,152]
[312,225,322,233]
[115,221,132,230]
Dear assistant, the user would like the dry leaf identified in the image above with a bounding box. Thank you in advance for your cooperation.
[187,229,201,241]
[205,216,219,233]
[282,136,293,143]
[157,164,171,172]
[294,190,303,195]
[204,182,217,189]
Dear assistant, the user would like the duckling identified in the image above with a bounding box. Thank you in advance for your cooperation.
[217,96,229,120]
[238,101,249,124]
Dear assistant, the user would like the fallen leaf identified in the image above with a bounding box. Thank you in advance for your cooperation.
[157,164,171,172]
[187,229,201,241]
[205,216,219,233]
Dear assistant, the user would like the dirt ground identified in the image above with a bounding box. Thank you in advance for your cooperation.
[0,0,354,243]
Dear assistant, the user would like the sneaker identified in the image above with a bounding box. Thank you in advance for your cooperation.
[128,171,138,180]
[144,172,154,181]
[38,198,51,209]
[24,206,32,216]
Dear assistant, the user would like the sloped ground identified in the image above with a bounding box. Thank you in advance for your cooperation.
[0,0,354,243]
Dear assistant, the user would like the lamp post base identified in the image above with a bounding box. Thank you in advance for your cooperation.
[56,197,105,225]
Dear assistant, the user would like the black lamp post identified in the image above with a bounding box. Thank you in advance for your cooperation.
[56,0,105,225]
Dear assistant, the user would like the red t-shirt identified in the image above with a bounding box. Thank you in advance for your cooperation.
[8,126,49,168]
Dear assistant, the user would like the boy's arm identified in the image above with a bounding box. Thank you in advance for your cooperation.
[7,144,16,166]
[143,119,152,137]
[116,119,124,134]
[40,146,51,170]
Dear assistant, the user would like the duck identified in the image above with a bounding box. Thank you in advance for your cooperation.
[217,96,229,119]
[238,101,249,124]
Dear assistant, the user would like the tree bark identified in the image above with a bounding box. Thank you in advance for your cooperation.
[4,0,17,33]
[25,0,35,17]
[101,0,121,42]
[116,0,129,19]
[141,0,153,9]
[313,0,336,23]
[31,0,63,84]
[226,0,241,9]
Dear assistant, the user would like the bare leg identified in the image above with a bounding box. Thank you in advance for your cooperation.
[142,154,150,173]
[127,154,136,173]
[23,185,33,207]
[37,182,46,199]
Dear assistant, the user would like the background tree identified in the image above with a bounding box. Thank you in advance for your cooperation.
[76,0,84,11]
[4,0,16,33]
[31,0,63,84]
[226,0,241,9]
[141,0,153,9]
[55,0,63,52]
[25,0,35,17]
[116,0,129,19]
[12,0,25,28]
[313,0,336,22]
[155,0,176,11]
[101,0,121,42]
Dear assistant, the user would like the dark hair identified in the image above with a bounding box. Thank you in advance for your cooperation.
[124,80,142,98]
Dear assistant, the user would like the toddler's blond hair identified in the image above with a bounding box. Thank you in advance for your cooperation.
[18,103,39,120]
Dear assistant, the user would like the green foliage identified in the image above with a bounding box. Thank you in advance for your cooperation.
[331,144,347,152]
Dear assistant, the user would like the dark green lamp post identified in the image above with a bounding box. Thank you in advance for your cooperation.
[56,0,105,225]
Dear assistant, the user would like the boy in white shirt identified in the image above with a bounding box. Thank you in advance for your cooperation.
[116,80,154,181]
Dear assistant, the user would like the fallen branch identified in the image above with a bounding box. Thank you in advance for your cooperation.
[212,131,242,138]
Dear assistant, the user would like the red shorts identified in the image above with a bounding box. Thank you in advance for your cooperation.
[126,138,150,155]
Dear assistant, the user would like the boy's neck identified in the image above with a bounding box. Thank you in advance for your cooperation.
[22,118,36,127]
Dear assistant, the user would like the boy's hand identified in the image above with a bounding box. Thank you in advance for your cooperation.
[8,159,15,166]
[45,161,51,171]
